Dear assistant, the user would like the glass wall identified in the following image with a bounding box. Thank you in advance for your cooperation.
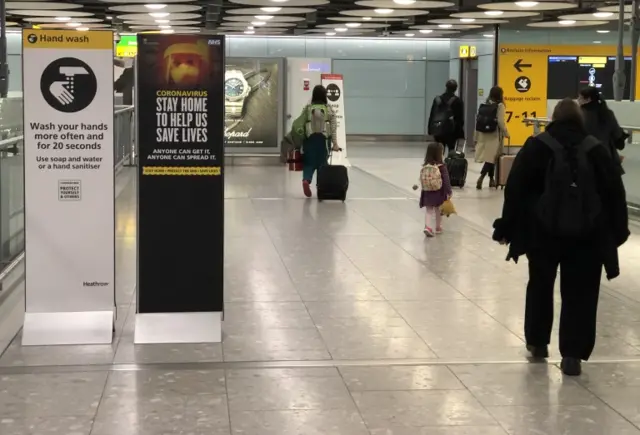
[226,36,453,135]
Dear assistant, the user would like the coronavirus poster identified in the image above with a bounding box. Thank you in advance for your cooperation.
[136,34,224,343]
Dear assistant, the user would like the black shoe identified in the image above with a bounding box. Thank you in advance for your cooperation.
[561,357,582,376]
[526,345,549,359]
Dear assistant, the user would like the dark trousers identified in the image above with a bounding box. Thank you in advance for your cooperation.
[525,243,602,360]
[302,134,328,182]
[435,136,458,156]
[481,162,495,178]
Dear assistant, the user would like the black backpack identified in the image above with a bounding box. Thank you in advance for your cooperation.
[536,132,602,238]
[475,103,498,133]
[430,96,455,137]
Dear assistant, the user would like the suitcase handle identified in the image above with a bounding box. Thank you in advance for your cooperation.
[328,147,342,165]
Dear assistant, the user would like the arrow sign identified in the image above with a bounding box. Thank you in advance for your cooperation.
[514,59,532,72]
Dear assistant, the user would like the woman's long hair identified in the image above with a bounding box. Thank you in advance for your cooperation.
[311,85,328,105]
[579,87,609,124]
[488,86,504,106]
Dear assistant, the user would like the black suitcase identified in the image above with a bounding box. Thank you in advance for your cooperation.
[445,140,467,188]
[317,152,348,202]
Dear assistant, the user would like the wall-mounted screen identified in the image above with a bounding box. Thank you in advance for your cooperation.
[547,55,632,100]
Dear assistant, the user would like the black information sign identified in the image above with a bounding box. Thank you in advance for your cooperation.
[136,34,224,313]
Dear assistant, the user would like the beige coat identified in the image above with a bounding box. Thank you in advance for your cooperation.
[474,102,509,164]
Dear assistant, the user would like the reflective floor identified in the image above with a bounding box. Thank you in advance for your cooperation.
[2,143,640,434]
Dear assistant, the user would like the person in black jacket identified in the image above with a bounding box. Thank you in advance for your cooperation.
[578,87,627,175]
[428,79,465,156]
[492,98,629,376]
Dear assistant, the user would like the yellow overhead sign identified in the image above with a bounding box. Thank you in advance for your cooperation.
[459,45,470,58]
[470,46,477,58]
[578,56,607,64]
[498,44,640,146]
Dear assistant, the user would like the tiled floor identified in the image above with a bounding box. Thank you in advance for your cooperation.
[2,143,640,434]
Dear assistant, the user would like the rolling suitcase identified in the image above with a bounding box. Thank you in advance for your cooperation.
[317,149,348,202]
[496,138,514,189]
[445,140,467,188]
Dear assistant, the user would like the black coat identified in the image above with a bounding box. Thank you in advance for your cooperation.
[581,100,627,174]
[428,91,465,140]
[492,120,629,279]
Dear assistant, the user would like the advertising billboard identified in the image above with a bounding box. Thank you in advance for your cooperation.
[225,58,281,149]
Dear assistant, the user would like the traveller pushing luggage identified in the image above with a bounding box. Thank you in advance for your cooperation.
[290,85,340,198]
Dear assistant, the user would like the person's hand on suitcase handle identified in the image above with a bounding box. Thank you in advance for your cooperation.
[332,145,342,152]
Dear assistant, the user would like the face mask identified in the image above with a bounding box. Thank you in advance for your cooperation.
[169,54,203,85]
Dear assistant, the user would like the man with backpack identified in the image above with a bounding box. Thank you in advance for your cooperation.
[428,79,465,156]
[492,98,629,376]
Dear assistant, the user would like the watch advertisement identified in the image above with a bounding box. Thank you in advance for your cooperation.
[225,58,280,149]
[136,33,224,314]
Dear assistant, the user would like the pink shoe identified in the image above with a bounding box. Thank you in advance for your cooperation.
[302,180,312,198]
[435,227,443,234]
[424,227,434,237]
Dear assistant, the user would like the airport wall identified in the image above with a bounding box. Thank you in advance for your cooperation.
[226,36,452,136]
[448,38,495,109]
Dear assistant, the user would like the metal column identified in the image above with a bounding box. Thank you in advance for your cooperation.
[613,0,627,101]
[631,0,640,101]
[0,0,8,98]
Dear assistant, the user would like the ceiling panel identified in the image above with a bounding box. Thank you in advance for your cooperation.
[1,0,626,39]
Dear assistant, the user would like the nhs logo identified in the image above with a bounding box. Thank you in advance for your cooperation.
[208,39,221,45]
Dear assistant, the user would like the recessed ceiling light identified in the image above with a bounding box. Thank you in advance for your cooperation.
[593,40,601,43]
[260,7,281,12]
[67,22,81,27]
[374,8,394,14]
[158,25,171,29]
[593,12,613,18]
[326,31,336,35]
[155,19,169,23]
[394,0,416,4]
[405,32,415,36]
[460,18,475,23]
[255,15,273,20]
[247,26,254,30]
[106,16,113,20]
[362,17,372,20]
[244,30,255,34]
[597,29,610,33]
[335,27,348,32]
[438,24,453,28]
[419,29,433,34]
[161,29,174,33]
[484,10,504,16]
[251,21,266,25]
[346,22,361,27]
[514,1,538,7]
[55,16,71,21]
[77,27,89,31]
[145,4,166,9]
[559,19,575,25]
[149,12,169,18]
[483,33,494,37]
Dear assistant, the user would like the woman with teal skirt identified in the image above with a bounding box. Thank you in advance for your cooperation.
[300,85,340,198]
